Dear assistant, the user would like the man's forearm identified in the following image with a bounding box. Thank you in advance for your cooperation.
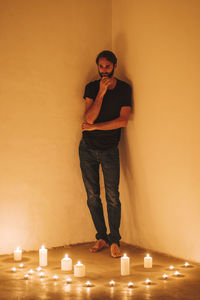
[82,117,128,131]
[85,92,104,124]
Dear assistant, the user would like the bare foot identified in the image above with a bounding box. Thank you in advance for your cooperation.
[110,243,122,258]
[89,239,109,253]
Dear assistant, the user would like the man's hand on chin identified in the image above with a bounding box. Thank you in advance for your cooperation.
[82,122,96,131]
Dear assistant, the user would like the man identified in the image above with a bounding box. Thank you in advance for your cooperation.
[79,50,132,258]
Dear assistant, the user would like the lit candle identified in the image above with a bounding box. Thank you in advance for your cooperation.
[65,277,72,284]
[169,265,174,270]
[144,254,152,268]
[85,281,92,287]
[184,262,190,267]
[174,270,181,276]
[74,261,85,277]
[14,247,22,261]
[36,266,42,272]
[11,267,17,272]
[145,278,152,285]
[19,263,24,268]
[162,273,168,279]
[39,245,48,267]
[128,282,134,288]
[61,254,72,271]
[24,274,29,280]
[53,274,59,281]
[28,269,34,275]
[121,253,130,276]
[109,280,115,286]
[39,272,45,278]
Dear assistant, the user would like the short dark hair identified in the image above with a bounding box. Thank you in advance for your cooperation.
[96,50,117,65]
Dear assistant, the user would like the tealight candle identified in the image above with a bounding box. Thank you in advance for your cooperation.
[162,273,168,279]
[14,247,22,261]
[144,254,152,268]
[174,270,181,276]
[128,282,134,288]
[184,262,190,267]
[109,280,115,286]
[61,254,72,271]
[11,267,17,272]
[24,274,29,280]
[39,272,45,278]
[28,269,34,275]
[39,245,48,267]
[169,265,174,270]
[53,274,59,281]
[19,263,24,268]
[85,281,92,287]
[65,277,72,284]
[145,278,152,285]
[74,261,85,277]
[121,253,130,276]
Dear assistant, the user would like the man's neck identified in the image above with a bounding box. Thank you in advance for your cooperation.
[108,77,117,90]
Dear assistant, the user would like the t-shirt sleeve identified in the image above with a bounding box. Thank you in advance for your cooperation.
[83,82,95,100]
[121,84,133,107]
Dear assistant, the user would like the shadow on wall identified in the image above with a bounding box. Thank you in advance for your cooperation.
[114,33,140,243]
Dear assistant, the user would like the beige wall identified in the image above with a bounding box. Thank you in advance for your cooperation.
[0,0,112,254]
[113,0,200,262]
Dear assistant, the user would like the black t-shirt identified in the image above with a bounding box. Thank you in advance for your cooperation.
[82,78,132,150]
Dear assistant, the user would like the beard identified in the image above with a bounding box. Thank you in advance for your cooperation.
[99,67,115,78]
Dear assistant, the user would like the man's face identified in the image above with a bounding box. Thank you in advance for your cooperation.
[98,57,116,78]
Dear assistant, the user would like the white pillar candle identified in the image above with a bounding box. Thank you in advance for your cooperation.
[74,261,85,277]
[14,247,22,261]
[61,254,72,271]
[39,245,48,267]
[121,253,130,276]
[144,253,152,268]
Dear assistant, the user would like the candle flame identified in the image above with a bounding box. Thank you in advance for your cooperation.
[109,280,115,286]
[174,270,181,276]
[128,282,134,287]
[145,278,151,284]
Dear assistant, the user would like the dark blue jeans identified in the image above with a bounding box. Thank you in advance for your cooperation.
[79,138,121,246]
